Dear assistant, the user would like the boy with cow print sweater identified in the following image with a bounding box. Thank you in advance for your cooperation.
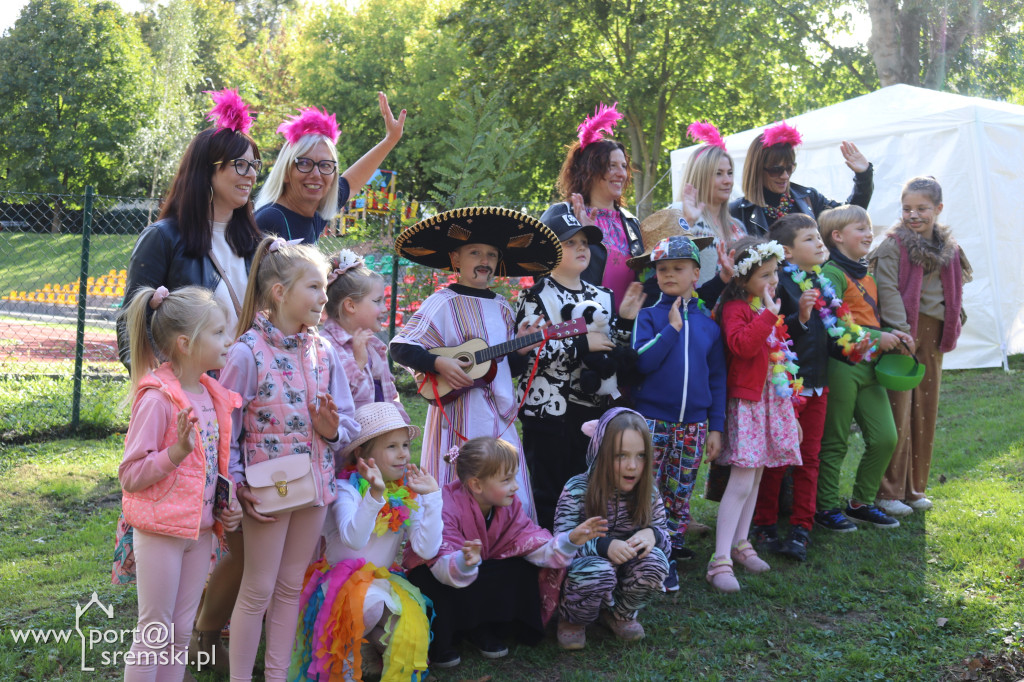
[513,212,644,530]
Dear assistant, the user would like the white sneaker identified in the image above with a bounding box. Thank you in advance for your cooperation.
[905,497,933,511]
[875,498,914,517]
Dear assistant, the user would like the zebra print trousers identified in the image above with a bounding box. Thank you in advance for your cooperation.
[558,549,669,624]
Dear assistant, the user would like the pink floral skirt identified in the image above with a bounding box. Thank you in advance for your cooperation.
[718,382,801,468]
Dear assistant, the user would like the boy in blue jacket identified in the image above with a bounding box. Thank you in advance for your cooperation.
[631,233,727,591]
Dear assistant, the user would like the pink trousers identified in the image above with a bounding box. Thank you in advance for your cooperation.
[229,504,328,682]
[124,529,213,682]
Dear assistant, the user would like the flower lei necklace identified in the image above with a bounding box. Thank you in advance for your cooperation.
[342,467,419,536]
[749,296,805,406]
[783,263,878,364]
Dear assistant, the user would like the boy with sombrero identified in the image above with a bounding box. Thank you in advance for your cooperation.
[629,219,727,591]
[390,206,561,519]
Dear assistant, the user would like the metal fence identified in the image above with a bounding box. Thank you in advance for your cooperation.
[0,189,545,441]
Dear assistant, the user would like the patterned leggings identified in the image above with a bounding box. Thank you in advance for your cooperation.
[648,419,707,551]
[559,549,669,624]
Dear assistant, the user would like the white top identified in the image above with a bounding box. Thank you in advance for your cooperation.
[323,483,443,568]
[210,221,249,332]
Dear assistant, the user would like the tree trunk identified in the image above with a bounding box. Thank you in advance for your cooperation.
[867,0,906,86]
[50,196,62,234]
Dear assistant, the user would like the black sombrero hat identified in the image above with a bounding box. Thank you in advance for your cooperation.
[395,206,562,277]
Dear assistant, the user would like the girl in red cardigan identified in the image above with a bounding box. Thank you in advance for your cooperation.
[707,237,802,593]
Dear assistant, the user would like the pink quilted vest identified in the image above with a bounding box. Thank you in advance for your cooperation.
[121,364,242,540]
[237,313,338,506]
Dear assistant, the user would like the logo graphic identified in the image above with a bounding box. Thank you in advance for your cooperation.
[75,592,114,672]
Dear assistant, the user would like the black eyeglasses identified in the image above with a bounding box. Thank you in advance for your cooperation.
[294,158,338,175]
[764,163,796,178]
[214,158,263,176]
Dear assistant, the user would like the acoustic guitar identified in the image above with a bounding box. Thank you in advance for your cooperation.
[416,317,589,405]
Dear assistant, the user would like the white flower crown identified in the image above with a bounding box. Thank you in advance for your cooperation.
[735,241,785,276]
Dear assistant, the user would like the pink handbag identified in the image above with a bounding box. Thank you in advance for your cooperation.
[246,454,317,515]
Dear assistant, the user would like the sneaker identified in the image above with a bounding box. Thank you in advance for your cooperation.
[844,503,900,528]
[706,555,740,593]
[671,546,696,561]
[777,526,810,562]
[557,620,586,650]
[730,539,770,573]
[875,498,914,517]
[469,628,508,659]
[662,560,680,592]
[906,497,933,511]
[751,524,781,553]
[814,508,858,533]
[430,648,461,669]
[599,611,645,641]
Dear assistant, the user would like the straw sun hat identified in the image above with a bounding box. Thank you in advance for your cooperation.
[341,402,421,458]
[626,208,714,270]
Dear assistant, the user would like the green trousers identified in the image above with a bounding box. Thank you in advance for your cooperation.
[817,358,898,509]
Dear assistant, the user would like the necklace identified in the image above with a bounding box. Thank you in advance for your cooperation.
[783,263,877,364]
[342,468,420,536]
[764,191,796,223]
[748,297,805,405]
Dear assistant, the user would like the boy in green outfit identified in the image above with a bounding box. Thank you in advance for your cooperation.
[814,205,915,531]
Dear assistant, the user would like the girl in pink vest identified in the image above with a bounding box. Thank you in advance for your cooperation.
[222,236,359,682]
[870,176,972,515]
[119,285,243,681]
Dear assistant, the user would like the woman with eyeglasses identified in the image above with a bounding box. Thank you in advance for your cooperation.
[729,121,874,236]
[113,89,263,675]
[254,92,405,243]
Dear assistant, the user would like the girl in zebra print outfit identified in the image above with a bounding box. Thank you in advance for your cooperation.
[554,408,671,650]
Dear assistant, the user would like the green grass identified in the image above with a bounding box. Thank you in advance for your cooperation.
[0,371,128,441]
[1,361,1022,680]
[0,233,137,295]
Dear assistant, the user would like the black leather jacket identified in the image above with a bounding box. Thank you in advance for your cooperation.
[115,218,254,367]
[729,165,874,236]
[539,202,643,287]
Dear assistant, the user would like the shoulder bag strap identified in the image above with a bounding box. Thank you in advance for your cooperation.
[208,249,243,316]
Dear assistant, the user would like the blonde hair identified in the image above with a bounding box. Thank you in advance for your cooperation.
[818,204,871,252]
[325,253,385,322]
[124,285,227,402]
[254,134,341,221]
[740,134,797,208]
[584,411,654,528]
[445,437,519,484]
[235,236,330,337]
[680,145,735,242]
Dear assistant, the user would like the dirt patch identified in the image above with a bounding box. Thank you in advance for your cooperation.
[0,318,118,362]
[942,650,1024,681]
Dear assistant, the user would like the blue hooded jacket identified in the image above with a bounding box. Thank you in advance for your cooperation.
[632,293,727,431]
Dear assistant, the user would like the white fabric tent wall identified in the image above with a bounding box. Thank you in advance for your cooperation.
[669,84,1024,370]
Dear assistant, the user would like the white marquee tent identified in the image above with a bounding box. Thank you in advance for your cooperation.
[669,84,1024,370]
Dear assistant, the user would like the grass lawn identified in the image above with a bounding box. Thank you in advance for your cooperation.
[0,233,138,295]
[1,360,1022,680]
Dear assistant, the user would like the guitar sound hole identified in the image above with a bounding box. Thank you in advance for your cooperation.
[455,353,473,366]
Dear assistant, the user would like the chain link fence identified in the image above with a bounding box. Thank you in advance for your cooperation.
[0,189,548,441]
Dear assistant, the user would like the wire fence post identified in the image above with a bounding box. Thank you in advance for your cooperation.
[71,186,94,433]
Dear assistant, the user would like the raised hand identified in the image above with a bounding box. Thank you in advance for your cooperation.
[680,182,706,227]
[169,407,198,465]
[626,527,657,560]
[461,539,483,567]
[840,141,869,173]
[379,91,406,145]
[351,329,375,370]
[618,281,647,321]
[798,288,819,325]
[569,516,609,545]
[717,242,736,284]
[358,456,386,500]
[405,463,439,494]
[763,284,781,315]
[310,392,340,441]
[668,296,683,331]
[569,193,596,227]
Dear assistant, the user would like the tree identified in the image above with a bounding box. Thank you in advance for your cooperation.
[447,0,872,217]
[0,0,153,224]
[866,0,1024,93]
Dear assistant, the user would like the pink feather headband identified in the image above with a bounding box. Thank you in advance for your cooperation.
[205,89,254,135]
[278,107,340,145]
[578,102,623,149]
[762,120,802,148]
[687,120,726,151]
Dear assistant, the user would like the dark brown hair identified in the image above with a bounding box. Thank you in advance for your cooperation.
[556,139,632,206]
[716,235,778,308]
[584,410,654,528]
[768,213,818,248]
[159,127,263,259]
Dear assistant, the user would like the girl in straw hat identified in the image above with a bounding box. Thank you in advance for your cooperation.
[390,207,562,520]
